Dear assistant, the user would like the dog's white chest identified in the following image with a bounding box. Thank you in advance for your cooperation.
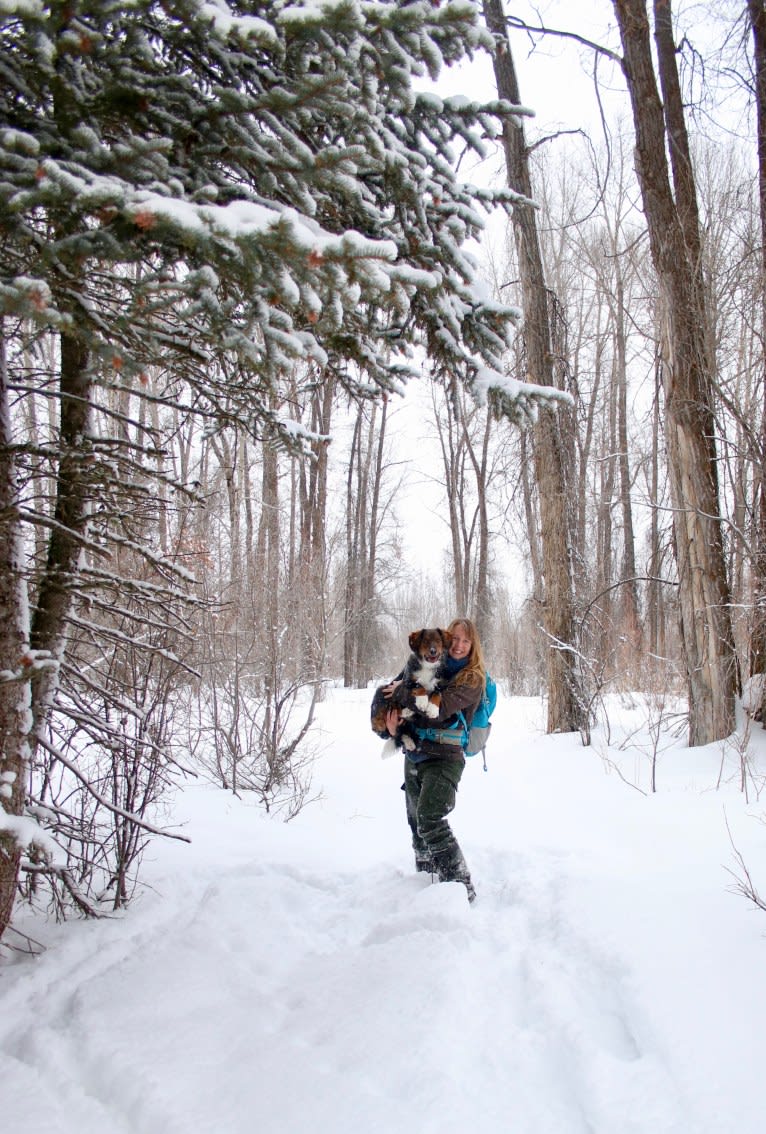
[412,660,439,691]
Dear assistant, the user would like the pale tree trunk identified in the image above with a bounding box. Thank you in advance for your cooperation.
[256,424,280,716]
[209,430,240,594]
[343,413,362,686]
[0,328,34,940]
[483,0,583,732]
[435,390,469,615]
[357,399,387,681]
[241,435,254,595]
[747,0,766,723]
[366,399,387,611]
[465,408,492,642]
[434,386,493,636]
[646,350,667,667]
[574,300,606,606]
[296,379,334,683]
[518,429,543,598]
[613,0,737,744]
[596,351,617,651]
[613,265,641,663]
[343,401,387,687]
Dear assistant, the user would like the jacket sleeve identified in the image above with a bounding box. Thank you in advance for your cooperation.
[411,676,482,728]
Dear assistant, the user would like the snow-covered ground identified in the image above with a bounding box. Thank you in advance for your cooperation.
[2,687,766,1134]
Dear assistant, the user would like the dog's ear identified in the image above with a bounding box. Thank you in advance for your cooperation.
[408,629,424,652]
[439,628,453,648]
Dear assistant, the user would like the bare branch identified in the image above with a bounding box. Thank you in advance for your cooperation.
[36,735,191,844]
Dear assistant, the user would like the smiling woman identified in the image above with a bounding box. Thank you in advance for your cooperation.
[381,617,488,903]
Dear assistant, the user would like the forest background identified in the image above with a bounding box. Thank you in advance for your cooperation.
[2,0,766,943]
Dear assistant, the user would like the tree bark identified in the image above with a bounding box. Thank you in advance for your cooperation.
[466,408,492,642]
[29,331,92,736]
[613,0,737,744]
[747,0,766,722]
[483,0,583,732]
[611,255,641,664]
[0,327,33,940]
[343,402,387,687]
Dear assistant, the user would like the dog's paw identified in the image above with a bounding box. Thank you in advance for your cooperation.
[414,695,429,712]
[401,708,413,719]
[425,702,439,718]
[402,735,416,751]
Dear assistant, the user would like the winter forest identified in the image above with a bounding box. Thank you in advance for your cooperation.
[2,0,766,949]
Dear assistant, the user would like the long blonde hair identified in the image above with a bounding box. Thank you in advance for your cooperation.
[447,618,486,688]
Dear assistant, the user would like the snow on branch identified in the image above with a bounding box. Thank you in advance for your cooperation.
[473,366,574,425]
[197,0,278,45]
[0,810,61,862]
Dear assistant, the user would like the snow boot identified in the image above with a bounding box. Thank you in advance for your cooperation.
[431,847,476,903]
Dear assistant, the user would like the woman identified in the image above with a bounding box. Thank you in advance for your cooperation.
[385,617,486,903]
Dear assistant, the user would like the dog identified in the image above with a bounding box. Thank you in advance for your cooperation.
[370,627,453,755]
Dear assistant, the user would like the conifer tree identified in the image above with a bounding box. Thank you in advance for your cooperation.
[0,1,568,938]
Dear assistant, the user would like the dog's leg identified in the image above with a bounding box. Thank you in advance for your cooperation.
[414,687,441,718]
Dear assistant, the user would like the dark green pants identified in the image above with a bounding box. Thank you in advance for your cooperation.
[404,755,465,863]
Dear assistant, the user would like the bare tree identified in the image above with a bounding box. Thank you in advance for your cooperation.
[483,0,584,733]
[0,326,43,934]
[431,383,494,639]
[343,399,391,687]
[612,0,737,744]
[747,0,766,724]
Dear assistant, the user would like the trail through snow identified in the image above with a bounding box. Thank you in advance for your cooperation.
[2,690,765,1134]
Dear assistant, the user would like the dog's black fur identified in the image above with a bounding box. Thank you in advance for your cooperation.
[370,627,453,753]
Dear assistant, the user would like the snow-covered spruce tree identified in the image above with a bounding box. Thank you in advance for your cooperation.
[0,0,568,938]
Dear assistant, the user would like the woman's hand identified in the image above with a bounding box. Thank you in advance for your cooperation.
[382,678,402,698]
[385,708,401,735]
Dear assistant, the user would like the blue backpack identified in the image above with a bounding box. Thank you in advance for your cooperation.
[465,674,497,768]
[414,673,498,769]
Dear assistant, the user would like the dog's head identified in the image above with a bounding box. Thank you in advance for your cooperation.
[408,627,452,663]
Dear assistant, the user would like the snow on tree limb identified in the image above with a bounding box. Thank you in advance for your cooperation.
[0,0,557,420]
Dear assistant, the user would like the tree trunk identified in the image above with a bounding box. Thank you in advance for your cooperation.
[30,330,92,735]
[646,349,667,667]
[0,327,34,940]
[519,429,543,599]
[358,397,387,678]
[747,0,766,723]
[343,403,385,687]
[467,408,492,642]
[613,263,641,665]
[483,0,583,732]
[256,423,280,714]
[343,414,361,687]
[613,0,737,744]
[435,391,469,615]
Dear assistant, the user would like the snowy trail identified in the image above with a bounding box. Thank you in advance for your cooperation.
[2,847,688,1134]
[2,690,766,1134]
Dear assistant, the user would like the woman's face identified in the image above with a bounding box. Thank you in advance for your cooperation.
[449,625,472,661]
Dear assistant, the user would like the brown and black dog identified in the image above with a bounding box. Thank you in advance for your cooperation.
[370,627,453,754]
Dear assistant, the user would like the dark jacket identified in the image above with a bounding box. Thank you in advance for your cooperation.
[406,674,483,761]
